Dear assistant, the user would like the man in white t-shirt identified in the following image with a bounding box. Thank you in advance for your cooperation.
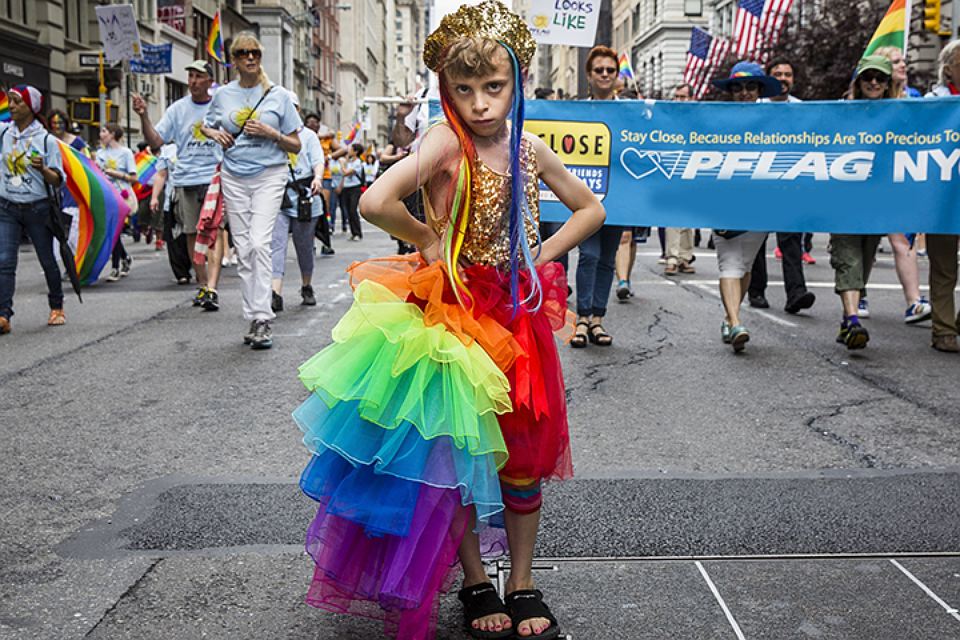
[132,60,224,310]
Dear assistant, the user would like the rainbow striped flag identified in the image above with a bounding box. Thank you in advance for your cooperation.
[0,93,9,122]
[618,52,634,81]
[343,121,362,144]
[133,150,158,201]
[863,0,907,57]
[55,139,132,284]
[207,10,227,64]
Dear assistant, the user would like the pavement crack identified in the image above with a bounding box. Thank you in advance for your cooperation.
[83,558,162,638]
[803,398,887,468]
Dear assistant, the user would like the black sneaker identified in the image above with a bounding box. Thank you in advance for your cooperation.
[301,285,317,306]
[243,320,257,345]
[320,245,335,256]
[271,291,284,312]
[249,320,273,350]
[120,256,132,277]
[192,287,207,306]
[748,294,770,309]
[201,289,220,312]
[784,290,816,314]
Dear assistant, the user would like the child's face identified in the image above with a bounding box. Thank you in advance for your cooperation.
[444,51,514,138]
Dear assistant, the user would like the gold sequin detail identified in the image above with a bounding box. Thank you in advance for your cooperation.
[432,138,540,267]
[423,0,537,72]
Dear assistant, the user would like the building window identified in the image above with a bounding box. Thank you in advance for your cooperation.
[165,78,185,108]
[64,0,86,42]
[684,0,703,16]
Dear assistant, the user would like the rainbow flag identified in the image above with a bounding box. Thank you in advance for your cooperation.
[55,139,132,284]
[207,10,227,64]
[343,121,362,145]
[0,93,9,122]
[863,0,907,57]
[618,52,634,81]
[133,150,157,201]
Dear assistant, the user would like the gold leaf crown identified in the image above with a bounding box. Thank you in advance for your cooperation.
[423,1,536,73]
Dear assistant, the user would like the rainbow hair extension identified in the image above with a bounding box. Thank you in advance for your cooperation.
[501,43,543,318]
[438,77,476,309]
[437,42,543,316]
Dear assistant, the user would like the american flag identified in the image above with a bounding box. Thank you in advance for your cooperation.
[733,0,796,61]
[683,28,732,99]
[733,0,767,58]
[683,27,712,87]
[698,36,731,99]
[758,0,796,61]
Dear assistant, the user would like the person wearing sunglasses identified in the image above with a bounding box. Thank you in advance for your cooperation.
[707,62,780,352]
[827,56,896,350]
[202,32,303,350]
[569,45,622,348]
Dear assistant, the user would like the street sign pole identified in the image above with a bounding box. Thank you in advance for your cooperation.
[98,51,108,126]
[124,59,131,142]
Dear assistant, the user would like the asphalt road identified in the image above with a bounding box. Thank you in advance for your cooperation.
[2,224,959,640]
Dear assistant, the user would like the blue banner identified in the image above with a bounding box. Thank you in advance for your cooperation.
[129,43,173,74]
[525,98,960,233]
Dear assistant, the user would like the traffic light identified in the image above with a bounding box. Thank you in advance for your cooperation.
[924,0,941,33]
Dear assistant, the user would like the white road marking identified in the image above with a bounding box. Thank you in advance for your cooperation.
[695,561,747,640]
[889,559,960,623]
[690,282,799,328]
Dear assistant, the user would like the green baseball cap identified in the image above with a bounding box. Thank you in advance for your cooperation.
[855,55,893,78]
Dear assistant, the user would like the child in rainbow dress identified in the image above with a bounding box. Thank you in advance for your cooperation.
[293,3,605,639]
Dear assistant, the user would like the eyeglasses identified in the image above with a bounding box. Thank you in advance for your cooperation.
[234,49,262,59]
[592,66,617,76]
[859,71,890,84]
[729,82,761,93]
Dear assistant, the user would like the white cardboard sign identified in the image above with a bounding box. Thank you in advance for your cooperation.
[527,0,600,48]
[95,4,143,62]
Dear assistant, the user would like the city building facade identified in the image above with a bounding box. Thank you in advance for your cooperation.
[543,0,958,100]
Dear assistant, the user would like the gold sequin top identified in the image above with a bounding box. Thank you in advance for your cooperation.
[426,137,540,267]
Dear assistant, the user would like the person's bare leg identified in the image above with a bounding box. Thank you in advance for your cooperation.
[206,229,225,291]
[458,524,511,634]
[504,508,550,637]
[271,277,283,296]
[888,233,920,305]
[719,276,745,326]
[841,290,860,317]
[615,230,633,283]
[186,233,208,286]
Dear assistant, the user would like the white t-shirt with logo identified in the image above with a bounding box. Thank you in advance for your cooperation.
[203,82,302,177]
[155,95,222,187]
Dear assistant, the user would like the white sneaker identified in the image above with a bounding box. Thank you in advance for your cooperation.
[105,269,120,282]
[857,298,870,319]
[904,298,932,324]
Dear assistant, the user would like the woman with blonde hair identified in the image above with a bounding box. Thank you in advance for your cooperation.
[202,32,302,350]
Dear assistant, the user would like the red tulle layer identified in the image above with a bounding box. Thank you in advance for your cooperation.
[347,257,574,483]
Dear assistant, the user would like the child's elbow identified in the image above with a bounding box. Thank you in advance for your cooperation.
[359,189,381,222]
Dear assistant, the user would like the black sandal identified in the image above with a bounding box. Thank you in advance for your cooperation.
[588,322,613,346]
[505,589,561,639]
[570,321,589,348]
[457,583,513,639]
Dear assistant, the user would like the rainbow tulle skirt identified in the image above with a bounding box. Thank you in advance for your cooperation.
[294,255,573,639]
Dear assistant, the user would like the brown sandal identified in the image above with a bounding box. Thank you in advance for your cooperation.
[47,309,66,326]
[588,323,612,346]
[570,321,589,348]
